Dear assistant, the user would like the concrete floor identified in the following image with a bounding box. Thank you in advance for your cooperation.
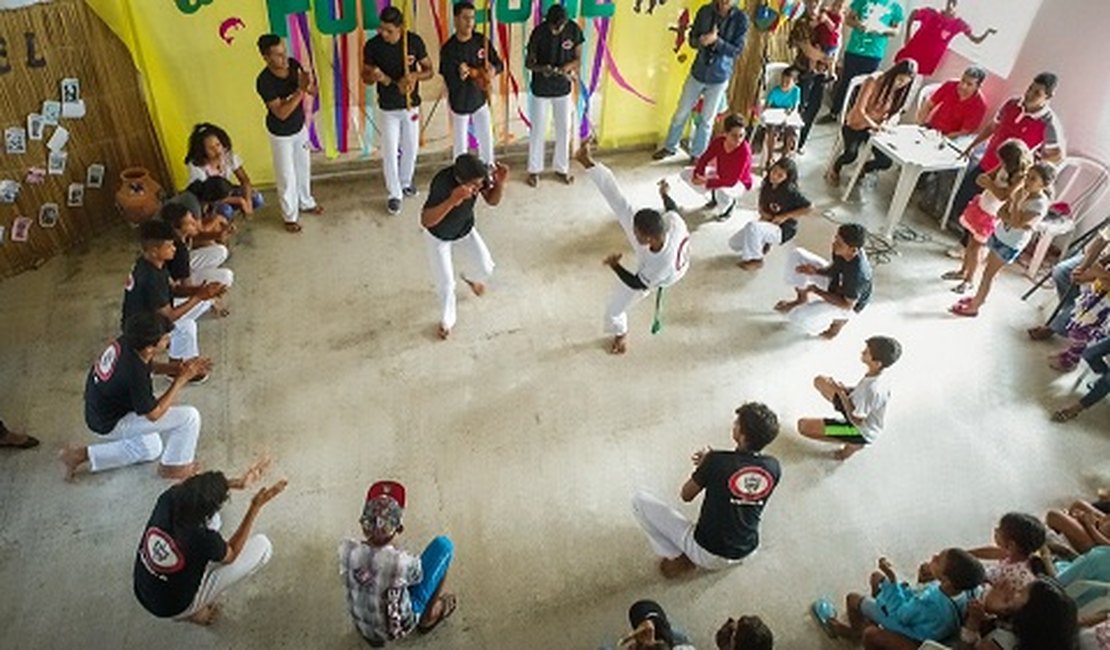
[0,123,1106,649]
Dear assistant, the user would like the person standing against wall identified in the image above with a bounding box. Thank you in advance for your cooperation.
[440,1,503,165]
[524,3,584,188]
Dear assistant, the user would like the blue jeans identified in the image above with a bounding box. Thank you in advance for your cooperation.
[1057,546,1110,608]
[662,75,729,158]
[215,189,265,221]
[408,536,453,617]
[1080,335,1110,408]
[1048,253,1086,335]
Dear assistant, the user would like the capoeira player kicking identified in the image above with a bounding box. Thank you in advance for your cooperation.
[575,142,691,354]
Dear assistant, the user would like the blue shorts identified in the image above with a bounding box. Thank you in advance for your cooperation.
[987,235,1021,264]
[214,189,265,221]
[408,536,454,616]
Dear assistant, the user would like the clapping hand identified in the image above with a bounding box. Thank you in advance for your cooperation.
[199,281,228,301]
[179,356,213,382]
[251,479,288,509]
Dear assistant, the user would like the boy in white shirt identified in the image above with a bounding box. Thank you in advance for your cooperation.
[797,336,901,460]
[575,142,691,355]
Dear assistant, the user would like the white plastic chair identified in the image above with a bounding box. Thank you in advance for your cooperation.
[1025,155,1110,278]
[826,72,874,175]
[763,61,789,95]
[914,81,942,125]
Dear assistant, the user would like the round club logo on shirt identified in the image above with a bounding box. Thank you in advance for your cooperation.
[727,466,776,502]
[676,236,691,271]
[94,341,121,382]
[141,526,185,574]
[477,49,486,60]
[562,39,573,50]
[406,54,416,67]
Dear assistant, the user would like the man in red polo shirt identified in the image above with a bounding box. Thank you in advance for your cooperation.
[861,66,988,178]
[944,72,1065,235]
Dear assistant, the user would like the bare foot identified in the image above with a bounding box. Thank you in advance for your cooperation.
[284,222,303,233]
[186,603,221,626]
[1052,404,1084,423]
[833,444,863,460]
[158,461,201,480]
[819,320,847,340]
[555,172,575,185]
[659,554,697,579]
[1027,325,1055,341]
[304,205,325,215]
[574,142,595,168]
[0,429,39,449]
[525,173,539,187]
[609,335,627,355]
[774,299,801,313]
[437,324,451,340]
[59,444,87,482]
[462,275,485,297]
[738,259,763,271]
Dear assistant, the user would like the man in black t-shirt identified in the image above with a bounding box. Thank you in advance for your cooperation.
[162,202,235,292]
[421,154,508,339]
[774,222,873,340]
[121,220,226,367]
[631,402,781,578]
[440,2,503,164]
[363,6,434,216]
[256,34,323,233]
[59,312,210,482]
[524,4,584,187]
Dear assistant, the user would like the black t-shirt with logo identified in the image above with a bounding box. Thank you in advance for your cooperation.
[169,238,190,282]
[424,166,478,241]
[256,57,306,136]
[134,488,228,618]
[364,32,429,110]
[439,33,504,114]
[526,21,584,97]
[84,337,157,434]
[692,449,781,560]
[121,257,172,330]
[828,250,873,313]
[759,182,811,217]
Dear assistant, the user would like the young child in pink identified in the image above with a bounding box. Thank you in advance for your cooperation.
[969,512,1048,607]
[814,0,845,57]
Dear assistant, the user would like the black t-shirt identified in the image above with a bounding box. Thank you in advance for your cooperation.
[526,21,584,97]
[169,238,190,282]
[828,250,873,313]
[424,166,478,241]
[256,57,306,136]
[364,32,428,110]
[84,337,157,434]
[439,33,504,115]
[121,257,172,330]
[134,488,229,618]
[692,450,781,560]
[759,182,811,217]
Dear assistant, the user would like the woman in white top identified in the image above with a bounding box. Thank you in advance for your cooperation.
[184,123,263,220]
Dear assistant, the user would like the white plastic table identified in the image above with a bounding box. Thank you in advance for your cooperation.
[761,108,805,129]
[841,125,966,239]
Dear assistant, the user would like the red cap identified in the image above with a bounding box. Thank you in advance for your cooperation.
[366,480,406,509]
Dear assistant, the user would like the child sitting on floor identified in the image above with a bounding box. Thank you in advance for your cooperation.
[1048,256,1110,373]
[185,122,263,220]
[812,549,986,646]
[796,335,901,460]
[730,158,810,270]
[951,163,1055,318]
[943,138,1032,294]
[970,512,1049,605]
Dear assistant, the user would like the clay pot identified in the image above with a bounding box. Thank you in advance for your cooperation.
[115,167,162,224]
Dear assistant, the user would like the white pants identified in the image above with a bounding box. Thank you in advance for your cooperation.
[605,282,650,336]
[528,94,573,174]
[169,298,213,360]
[268,127,317,223]
[424,228,495,330]
[175,534,273,619]
[784,247,854,335]
[680,168,744,207]
[188,245,234,287]
[451,104,495,164]
[380,108,420,200]
[630,490,738,570]
[86,406,201,472]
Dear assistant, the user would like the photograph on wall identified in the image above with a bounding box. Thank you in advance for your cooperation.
[25,167,46,185]
[11,216,31,242]
[86,163,105,188]
[5,127,27,154]
[61,100,86,119]
[0,225,5,245]
[27,113,44,140]
[42,100,61,126]
[47,150,67,175]
[39,203,60,228]
[0,179,20,203]
[46,125,68,152]
[60,78,80,104]
[66,183,84,207]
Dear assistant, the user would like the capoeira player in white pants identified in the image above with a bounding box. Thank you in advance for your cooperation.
[420,154,509,339]
[575,142,691,354]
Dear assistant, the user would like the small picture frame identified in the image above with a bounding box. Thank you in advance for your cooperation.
[42,100,61,126]
[66,183,84,207]
[5,127,27,154]
[27,113,44,140]
[61,78,81,104]
[0,179,19,203]
[25,167,46,185]
[47,150,67,175]
[0,225,5,245]
[86,163,105,188]
[12,216,32,241]
[39,203,60,228]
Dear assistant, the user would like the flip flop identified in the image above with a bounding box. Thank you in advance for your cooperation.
[1052,407,1082,423]
[949,302,978,317]
[417,593,457,634]
[284,222,303,233]
[0,434,40,449]
[940,270,965,280]
[811,598,838,639]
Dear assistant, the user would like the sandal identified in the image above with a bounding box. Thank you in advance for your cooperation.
[417,593,457,634]
[555,172,575,185]
[526,173,538,187]
[951,281,973,294]
[0,433,40,449]
[949,301,979,317]
[811,598,838,639]
[941,270,965,281]
[1052,405,1083,423]
[284,222,303,233]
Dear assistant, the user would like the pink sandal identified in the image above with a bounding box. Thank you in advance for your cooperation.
[949,301,979,317]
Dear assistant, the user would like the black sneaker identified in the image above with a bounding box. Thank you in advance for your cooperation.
[713,199,736,222]
[402,186,418,198]
[703,196,719,210]
[387,198,401,215]
[652,148,675,161]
